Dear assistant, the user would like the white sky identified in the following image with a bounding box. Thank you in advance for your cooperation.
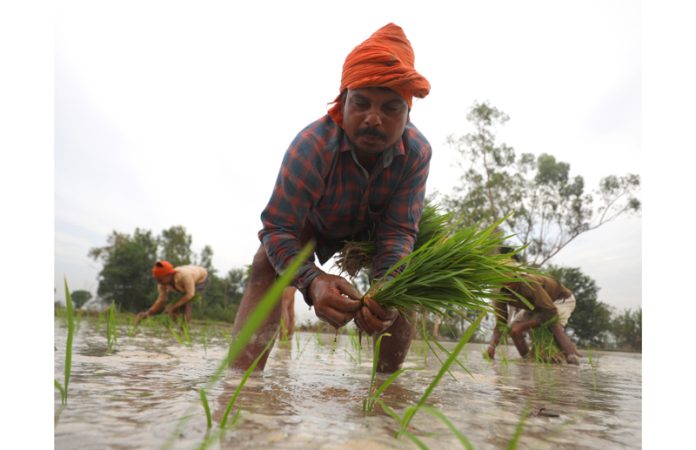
[54,1,643,324]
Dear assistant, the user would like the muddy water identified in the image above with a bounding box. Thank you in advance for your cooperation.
[54,318,641,449]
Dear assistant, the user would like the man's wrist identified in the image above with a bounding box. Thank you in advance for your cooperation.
[297,270,323,307]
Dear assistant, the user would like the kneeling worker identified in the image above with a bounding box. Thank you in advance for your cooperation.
[486,252,580,365]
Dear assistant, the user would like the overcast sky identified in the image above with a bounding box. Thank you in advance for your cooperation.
[54,0,641,324]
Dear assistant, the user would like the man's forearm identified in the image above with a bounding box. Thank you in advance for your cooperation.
[168,295,193,311]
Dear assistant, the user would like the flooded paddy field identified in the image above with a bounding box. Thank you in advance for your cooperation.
[54,318,641,449]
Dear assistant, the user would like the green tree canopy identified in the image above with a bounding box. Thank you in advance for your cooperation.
[611,308,642,352]
[88,228,159,312]
[158,225,193,266]
[70,290,93,309]
[197,244,215,274]
[441,101,641,266]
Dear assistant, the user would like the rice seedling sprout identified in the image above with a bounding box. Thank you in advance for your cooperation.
[55,277,75,405]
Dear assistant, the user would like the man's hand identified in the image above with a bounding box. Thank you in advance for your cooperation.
[164,306,176,319]
[135,311,150,324]
[354,295,398,335]
[485,345,496,360]
[309,273,362,328]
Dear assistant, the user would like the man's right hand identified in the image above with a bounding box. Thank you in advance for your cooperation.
[308,273,362,328]
[135,311,149,324]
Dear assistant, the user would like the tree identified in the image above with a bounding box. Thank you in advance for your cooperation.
[441,101,641,266]
[611,308,642,352]
[88,228,159,312]
[197,245,215,274]
[546,265,613,348]
[70,290,93,309]
[158,225,193,266]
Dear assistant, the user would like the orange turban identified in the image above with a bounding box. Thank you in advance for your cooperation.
[328,23,430,126]
[152,260,175,279]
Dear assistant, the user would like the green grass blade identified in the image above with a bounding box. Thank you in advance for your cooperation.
[54,379,66,404]
[364,332,390,413]
[399,312,485,435]
[198,389,212,429]
[506,408,529,449]
[219,333,276,428]
[366,368,406,412]
[419,405,474,450]
[401,430,430,450]
[61,277,75,405]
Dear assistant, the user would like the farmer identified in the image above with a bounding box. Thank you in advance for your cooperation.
[231,23,431,373]
[135,260,208,323]
[486,252,580,364]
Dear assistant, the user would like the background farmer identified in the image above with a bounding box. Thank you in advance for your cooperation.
[231,23,431,373]
[136,260,208,323]
[486,251,580,364]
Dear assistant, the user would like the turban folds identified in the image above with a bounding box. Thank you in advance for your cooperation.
[328,23,431,126]
[152,260,175,279]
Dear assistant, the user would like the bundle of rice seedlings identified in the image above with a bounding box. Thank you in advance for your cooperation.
[334,203,451,277]
[529,321,565,364]
[364,218,527,318]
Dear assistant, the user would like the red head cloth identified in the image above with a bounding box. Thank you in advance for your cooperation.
[152,260,175,280]
[328,23,431,126]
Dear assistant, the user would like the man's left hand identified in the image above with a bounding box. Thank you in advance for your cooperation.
[354,296,398,335]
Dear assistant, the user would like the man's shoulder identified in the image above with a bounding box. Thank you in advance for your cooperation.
[402,122,431,156]
[175,265,207,277]
[293,115,343,151]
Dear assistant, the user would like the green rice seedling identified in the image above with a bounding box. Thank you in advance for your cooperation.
[294,336,312,361]
[105,302,118,352]
[398,312,485,436]
[124,316,138,337]
[529,320,564,364]
[199,327,211,353]
[348,327,362,365]
[55,278,75,405]
[165,316,192,346]
[417,317,430,364]
[162,243,314,450]
[419,405,474,450]
[424,336,474,380]
[180,319,192,345]
[167,319,185,345]
[587,348,598,368]
[506,407,530,450]
[362,333,409,413]
[364,332,389,412]
[587,348,598,390]
[219,332,277,428]
[199,389,212,429]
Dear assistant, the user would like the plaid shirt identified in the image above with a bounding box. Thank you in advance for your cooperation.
[259,115,431,303]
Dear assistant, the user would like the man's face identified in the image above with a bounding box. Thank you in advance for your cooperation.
[156,273,175,285]
[341,87,409,156]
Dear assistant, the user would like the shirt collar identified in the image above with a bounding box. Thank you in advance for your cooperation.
[339,132,405,169]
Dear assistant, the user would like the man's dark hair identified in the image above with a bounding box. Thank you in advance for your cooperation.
[499,246,521,262]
